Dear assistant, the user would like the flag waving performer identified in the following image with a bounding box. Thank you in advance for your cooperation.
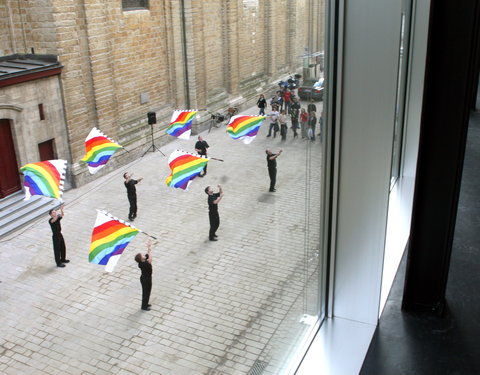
[49,205,69,267]
[226,115,266,144]
[124,172,143,221]
[135,239,153,311]
[165,150,209,190]
[205,185,224,241]
[80,127,123,174]
[195,135,209,177]
[20,159,67,201]
[166,110,198,140]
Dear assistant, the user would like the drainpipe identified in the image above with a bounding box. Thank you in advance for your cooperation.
[180,0,191,108]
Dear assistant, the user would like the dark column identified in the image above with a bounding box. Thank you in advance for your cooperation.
[402,0,480,314]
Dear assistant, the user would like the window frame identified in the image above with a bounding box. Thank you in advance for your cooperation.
[122,0,149,11]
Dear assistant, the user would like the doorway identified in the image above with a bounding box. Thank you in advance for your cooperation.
[0,119,21,198]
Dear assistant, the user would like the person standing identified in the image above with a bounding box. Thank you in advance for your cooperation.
[257,94,267,116]
[307,98,317,114]
[205,185,224,241]
[134,240,153,311]
[267,106,280,138]
[279,110,288,141]
[266,149,283,192]
[318,110,324,140]
[300,108,309,139]
[283,88,292,114]
[308,111,317,141]
[271,91,283,111]
[290,99,301,138]
[124,172,143,221]
[195,135,209,177]
[48,205,69,268]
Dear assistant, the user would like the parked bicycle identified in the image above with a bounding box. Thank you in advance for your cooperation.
[208,107,239,133]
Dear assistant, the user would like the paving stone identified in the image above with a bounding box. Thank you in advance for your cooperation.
[0,100,323,374]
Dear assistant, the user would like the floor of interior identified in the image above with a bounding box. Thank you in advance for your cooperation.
[360,95,480,374]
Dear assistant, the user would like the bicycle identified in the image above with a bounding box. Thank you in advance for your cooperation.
[208,107,239,133]
[208,113,225,133]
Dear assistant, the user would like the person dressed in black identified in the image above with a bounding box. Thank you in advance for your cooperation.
[134,240,153,311]
[205,185,224,241]
[195,135,209,177]
[266,149,283,192]
[307,98,317,114]
[257,94,267,116]
[124,172,143,221]
[308,111,317,141]
[48,205,69,267]
[290,98,301,139]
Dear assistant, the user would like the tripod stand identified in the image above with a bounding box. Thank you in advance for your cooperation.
[142,123,165,157]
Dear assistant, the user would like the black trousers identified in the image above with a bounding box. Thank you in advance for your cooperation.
[140,276,152,308]
[128,194,137,219]
[280,124,287,140]
[209,211,220,240]
[200,156,207,175]
[268,167,277,191]
[52,234,66,265]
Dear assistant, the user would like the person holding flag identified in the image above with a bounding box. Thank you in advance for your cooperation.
[124,172,143,221]
[205,185,224,241]
[48,205,69,267]
[134,240,153,311]
[195,136,210,177]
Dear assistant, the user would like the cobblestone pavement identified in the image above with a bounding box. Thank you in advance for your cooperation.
[0,102,323,375]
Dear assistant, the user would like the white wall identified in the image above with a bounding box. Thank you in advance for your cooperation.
[296,0,431,373]
[333,0,403,325]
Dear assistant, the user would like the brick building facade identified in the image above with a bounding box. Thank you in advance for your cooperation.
[0,0,324,189]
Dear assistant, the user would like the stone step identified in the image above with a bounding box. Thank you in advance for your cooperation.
[0,193,59,239]
[0,190,24,211]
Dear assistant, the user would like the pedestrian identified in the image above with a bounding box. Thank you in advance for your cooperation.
[124,172,143,221]
[271,91,283,111]
[267,106,280,138]
[279,110,288,141]
[257,94,267,116]
[134,240,153,311]
[318,110,324,140]
[266,149,283,192]
[308,111,317,141]
[290,99,301,138]
[195,135,209,177]
[205,185,224,241]
[48,205,69,268]
[307,98,317,114]
[300,108,309,139]
[283,88,292,114]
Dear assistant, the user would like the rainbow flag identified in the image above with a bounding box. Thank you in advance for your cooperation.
[166,110,197,140]
[81,127,122,174]
[165,150,208,190]
[226,115,266,144]
[20,160,67,201]
[88,210,140,272]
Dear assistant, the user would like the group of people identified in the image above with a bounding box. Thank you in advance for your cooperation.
[257,90,323,142]
[47,97,290,311]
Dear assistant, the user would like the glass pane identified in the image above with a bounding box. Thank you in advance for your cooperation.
[390,0,412,189]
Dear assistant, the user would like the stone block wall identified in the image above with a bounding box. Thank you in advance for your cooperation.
[0,0,57,55]
[0,0,325,187]
[0,75,70,169]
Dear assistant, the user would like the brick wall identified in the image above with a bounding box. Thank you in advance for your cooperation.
[1,0,325,187]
